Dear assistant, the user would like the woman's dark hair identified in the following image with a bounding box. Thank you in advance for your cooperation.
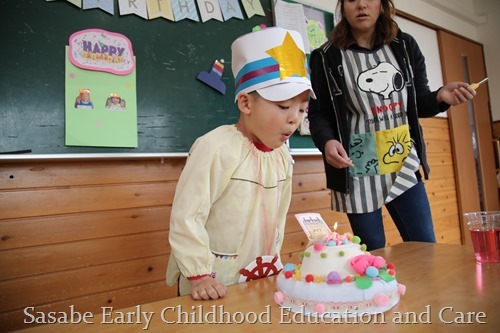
[331,0,398,49]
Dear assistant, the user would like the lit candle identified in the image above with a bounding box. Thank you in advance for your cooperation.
[323,222,343,245]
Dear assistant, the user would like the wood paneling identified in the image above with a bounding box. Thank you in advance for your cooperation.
[0,119,461,331]
[0,207,170,250]
[493,121,500,139]
[438,31,500,247]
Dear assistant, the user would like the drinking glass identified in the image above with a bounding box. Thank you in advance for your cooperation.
[464,211,500,263]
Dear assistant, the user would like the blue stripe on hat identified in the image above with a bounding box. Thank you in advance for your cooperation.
[234,72,281,97]
[234,57,279,84]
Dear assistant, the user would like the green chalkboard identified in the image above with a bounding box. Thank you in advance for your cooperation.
[0,0,332,154]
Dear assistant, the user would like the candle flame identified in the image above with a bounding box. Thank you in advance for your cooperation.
[333,222,338,231]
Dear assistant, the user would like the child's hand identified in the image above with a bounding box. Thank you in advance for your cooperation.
[190,276,227,300]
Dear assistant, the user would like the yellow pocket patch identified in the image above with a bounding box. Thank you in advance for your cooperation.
[375,124,411,174]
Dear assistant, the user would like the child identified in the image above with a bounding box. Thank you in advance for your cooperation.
[74,89,93,109]
[105,93,125,110]
[166,27,316,300]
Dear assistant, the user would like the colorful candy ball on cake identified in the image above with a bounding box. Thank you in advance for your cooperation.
[327,271,342,284]
[314,242,325,252]
[274,291,285,304]
[366,266,379,278]
[398,283,406,295]
[374,293,389,307]
[314,303,326,314]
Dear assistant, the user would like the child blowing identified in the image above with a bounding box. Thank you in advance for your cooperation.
[166,27,316,300]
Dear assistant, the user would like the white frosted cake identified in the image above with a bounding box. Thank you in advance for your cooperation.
[274,231,405,317]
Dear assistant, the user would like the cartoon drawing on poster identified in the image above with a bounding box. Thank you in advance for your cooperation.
[303,7,328,51]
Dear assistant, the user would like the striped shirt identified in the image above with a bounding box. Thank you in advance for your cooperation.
[332,45,420,213]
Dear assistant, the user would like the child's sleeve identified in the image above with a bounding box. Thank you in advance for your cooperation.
[276,148,294,253]
[167,138,237,281]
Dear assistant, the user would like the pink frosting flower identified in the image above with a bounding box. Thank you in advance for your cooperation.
[351,254,386,275]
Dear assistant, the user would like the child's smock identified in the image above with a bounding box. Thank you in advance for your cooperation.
[166,125,294,295]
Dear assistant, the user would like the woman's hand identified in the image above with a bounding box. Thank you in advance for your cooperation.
[437,82,476,106]
[324,140,354,169]
[190,276,227,300]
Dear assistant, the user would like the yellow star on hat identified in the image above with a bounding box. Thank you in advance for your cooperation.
[266,32,307,80]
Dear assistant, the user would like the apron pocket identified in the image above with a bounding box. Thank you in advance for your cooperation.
[211,252,239,286]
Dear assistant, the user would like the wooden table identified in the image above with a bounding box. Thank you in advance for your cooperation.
[16,242,500,333]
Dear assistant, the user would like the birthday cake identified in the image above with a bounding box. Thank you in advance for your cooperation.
[274,230,406,317]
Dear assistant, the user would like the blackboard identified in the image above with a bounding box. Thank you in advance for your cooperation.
[0,0,271,154]
[0,0,331,155]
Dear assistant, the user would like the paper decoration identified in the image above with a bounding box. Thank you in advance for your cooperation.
[66,0,82,8]
[82,0,114,15]
[118,0,148,19]
[219,0,244,21]
[65,46,138,148]
[238,255,283,283]
[241,0,265,18]
[299,108,310,135]
[68,29,135,75]
[304,6,328,50]
[197,59,226,94]
[55,0,270,23]
[273,0,329,54]
[66,29,137,148]
[172,0,200,22]
[273,0,309,53]
[197,0,223,22]
[295,213,332,241]
[147,0,174,21]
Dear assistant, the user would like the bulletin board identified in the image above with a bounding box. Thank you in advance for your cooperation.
[273,0,334,152]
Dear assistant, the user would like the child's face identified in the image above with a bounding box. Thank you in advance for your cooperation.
[81,92,90,102]
[111,97,120,104]
[241,91,309,149]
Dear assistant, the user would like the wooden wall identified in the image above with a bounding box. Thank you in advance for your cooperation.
[0,117,460,332]
[493,120,500,139]
[493,121,500,194]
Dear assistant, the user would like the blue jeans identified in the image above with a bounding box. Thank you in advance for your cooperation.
[347,180,436,251]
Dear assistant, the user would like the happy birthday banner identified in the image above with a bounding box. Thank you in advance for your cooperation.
[47,0,265,22]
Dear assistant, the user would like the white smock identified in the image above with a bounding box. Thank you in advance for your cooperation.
[166,125,294,295]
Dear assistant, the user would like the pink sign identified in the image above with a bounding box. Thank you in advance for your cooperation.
[68,28,134,75]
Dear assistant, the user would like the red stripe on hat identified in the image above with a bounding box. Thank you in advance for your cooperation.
[235,64,280,90]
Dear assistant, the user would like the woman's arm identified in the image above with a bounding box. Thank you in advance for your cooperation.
[308,50,339,153]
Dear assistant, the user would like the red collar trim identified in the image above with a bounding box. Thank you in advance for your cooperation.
[253,142,273,152]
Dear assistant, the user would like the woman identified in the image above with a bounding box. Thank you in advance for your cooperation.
[308,0,476,250]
